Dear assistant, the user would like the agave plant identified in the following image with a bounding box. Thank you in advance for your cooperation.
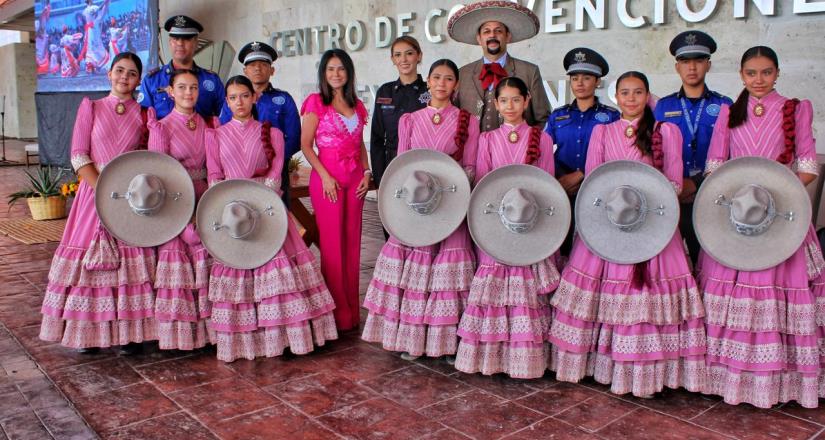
[287,155,304,174]
[7,166,66,207]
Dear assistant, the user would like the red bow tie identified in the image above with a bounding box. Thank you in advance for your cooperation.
[479,63,508,90]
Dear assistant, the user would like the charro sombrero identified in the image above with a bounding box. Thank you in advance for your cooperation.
[576,160,680,264]
[447,1,541,45]
[468,164,570,266]
[693,156,811,271]
[196,179,288,270]
[95,150,195,247]
[378,149,471,247]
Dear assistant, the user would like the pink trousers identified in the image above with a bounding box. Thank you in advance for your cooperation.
[309,150,364,330]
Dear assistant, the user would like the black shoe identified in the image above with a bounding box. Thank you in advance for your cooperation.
[78,347,100,355]
[118,342,144,356]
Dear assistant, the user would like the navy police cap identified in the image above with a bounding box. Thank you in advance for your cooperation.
[563,48,609,77]
[238,41,278,65]
[669,31,716,59]
[164,15,203,37]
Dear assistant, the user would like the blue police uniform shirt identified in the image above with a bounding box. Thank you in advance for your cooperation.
[654,86,732,177]
[219,84,301,161]
[545,98,619,174]
[138,61,225,119]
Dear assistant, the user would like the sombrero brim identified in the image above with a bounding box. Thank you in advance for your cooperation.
[95,150,195,247]
[693,156,811,271]
[196,179,288,270]
[378,149,471,247]
[447,1,540,45]
[575,160,680,264]
[468,164,571,266]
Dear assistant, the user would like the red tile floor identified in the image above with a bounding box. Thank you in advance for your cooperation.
[0,139,824,439]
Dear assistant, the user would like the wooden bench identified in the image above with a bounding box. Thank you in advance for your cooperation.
[24,144,39,166]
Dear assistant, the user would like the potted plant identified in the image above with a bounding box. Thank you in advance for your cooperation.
[288,156,304,187]
[7,167,68,220]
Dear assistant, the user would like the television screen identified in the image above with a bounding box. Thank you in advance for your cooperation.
[34,0,158,92]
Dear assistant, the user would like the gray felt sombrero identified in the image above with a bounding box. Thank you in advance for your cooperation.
[468,164,570,266]
[575,160,680,264]
[693,156,811,271]
[447,1,541,45]
[196,179,288,270]
[378,149,471,247]
[95,150,195,247]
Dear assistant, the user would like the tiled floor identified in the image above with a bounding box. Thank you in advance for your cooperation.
[0,139,823,439]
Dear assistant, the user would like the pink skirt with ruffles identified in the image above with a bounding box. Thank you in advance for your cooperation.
[454,249,560,379]
[39,182,157,348]
[208,220,338,362]
[362,224,475,357]
[549,234,707,397]
[697,225,825,408]
[154,223,214,350]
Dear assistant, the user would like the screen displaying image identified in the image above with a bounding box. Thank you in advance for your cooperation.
[34,0,158,92]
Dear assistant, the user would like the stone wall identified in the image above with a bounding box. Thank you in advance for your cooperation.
[159,1,825,148]
[0,42,37,139]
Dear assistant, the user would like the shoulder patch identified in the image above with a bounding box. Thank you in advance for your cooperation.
[272,95,286,105]
[706,103,721,117]
[202,79,216,92]
[594,112,610,123]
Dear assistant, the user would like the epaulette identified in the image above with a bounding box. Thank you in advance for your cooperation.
[551,104,571,115]
[147,67,161,75]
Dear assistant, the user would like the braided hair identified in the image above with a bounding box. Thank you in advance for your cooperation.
[225,75,276,177]
[494,77,542,164]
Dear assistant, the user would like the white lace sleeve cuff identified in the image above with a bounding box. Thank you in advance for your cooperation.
[704,159,724,175]
[71,154,93,172]
[264,178,281,190]
[794,158,820,175]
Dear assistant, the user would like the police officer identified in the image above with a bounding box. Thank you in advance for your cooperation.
[370,36,429,188]
[654,31,732,264]
[370,36,429,239]
[546,48,619,256]
[219,41,300,203]
[139,15,224,119]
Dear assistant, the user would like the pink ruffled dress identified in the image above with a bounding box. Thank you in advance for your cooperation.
[362,105,479,357]
[549,119,708,397]
[39,96,157,348]
[147,109,213,350]
[206,118,338,362]
[699,91,825,408]
[454,122,560,379]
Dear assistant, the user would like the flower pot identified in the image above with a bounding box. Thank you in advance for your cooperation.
[289,171,302,187]
[27,196,67,220]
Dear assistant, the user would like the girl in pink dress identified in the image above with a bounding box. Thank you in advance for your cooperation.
[455,77,559,379]
[147,69,213,351]
[207,76,337,362]
[549,71,706,397]
[699,46,825,408]
[300,49,371,331]
[362,59,479,362]
[39,52,157,353]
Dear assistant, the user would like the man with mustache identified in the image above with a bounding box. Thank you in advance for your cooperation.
[654,31,732,264]
[448,1,550,132]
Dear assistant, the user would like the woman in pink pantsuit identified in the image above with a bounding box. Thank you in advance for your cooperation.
[549,71,707,397]
[454,77,560,379]
[301,49,371,331]
[147,69,213,351]
[698,46,825,408]
[206,76,338,362]
[362,59,479,361]
[39,52,157,353]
